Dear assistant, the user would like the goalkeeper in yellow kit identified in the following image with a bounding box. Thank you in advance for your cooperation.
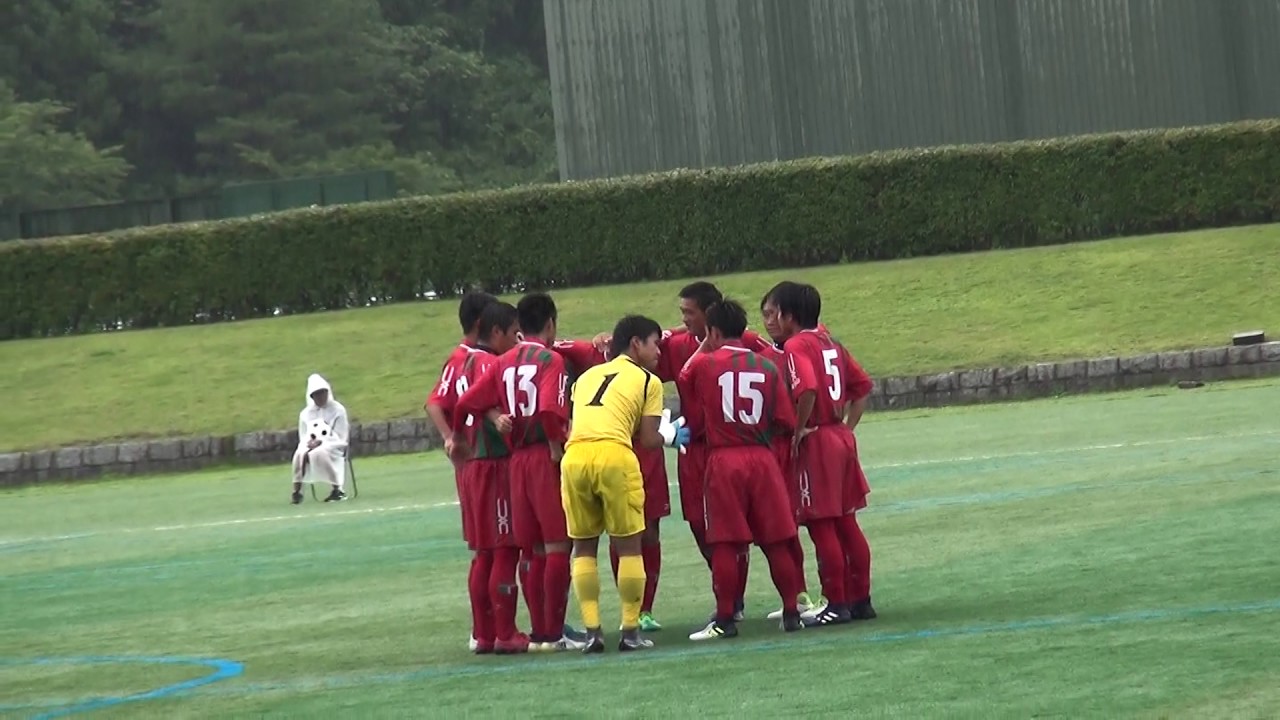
[561,315,690,653]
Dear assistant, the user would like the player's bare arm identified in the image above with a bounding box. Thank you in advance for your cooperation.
[636,415,665,449]
[845,396,867,430]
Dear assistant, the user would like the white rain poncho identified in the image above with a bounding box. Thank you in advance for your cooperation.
[291,373,350,488]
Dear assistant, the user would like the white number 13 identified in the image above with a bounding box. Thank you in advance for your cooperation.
[822,348,842,401]
[717,371,766,424]
[503,364,538,417]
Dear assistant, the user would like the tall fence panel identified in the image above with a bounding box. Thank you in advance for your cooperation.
[545,0,1280,181]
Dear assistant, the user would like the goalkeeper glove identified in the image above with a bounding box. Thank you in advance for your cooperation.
[658,409,691,454]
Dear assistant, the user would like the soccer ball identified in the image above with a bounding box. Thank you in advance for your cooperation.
[308,419,332,444]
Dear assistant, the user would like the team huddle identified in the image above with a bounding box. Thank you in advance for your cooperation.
[425,281,875,654]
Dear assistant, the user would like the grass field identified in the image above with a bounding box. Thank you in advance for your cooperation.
[3,377,1278,718]
[3,224,1280,452]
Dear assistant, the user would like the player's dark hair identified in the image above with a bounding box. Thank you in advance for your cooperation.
[458,291,498,333]
[705,299,748,339]
[477,301,518,342]
[769,282,821,329]
[679,281,723,311]
[610,315,662,358]
[517,293,557,335]
[761,281,801,310]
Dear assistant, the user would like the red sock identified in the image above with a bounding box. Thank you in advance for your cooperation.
[641,542,661,613]
[692,526,714,572]
[788,535,807,590]
[489,547,521,641]
[609,544,620,585]
[761,541,802,612]
[468,551,494,643]
[838,512,873,602]
[522,552,547,640]
[735,545,750,607]
[807,518,848,605]
[543,551,571,639]
[710,544,739,621]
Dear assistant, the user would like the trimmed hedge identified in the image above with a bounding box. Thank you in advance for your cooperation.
[4,121,1280,340]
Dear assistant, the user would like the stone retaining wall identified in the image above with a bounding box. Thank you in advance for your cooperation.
[3,341,1278,487]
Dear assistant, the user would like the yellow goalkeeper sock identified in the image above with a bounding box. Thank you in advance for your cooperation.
[616,554,646,630]
[571,556,601,629]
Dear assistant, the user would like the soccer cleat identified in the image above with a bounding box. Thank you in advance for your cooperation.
[690,619,739,641]
[562,624,588,643]
[780,610,805,633]
[618,629,655,652]
[638,612,663,632]
[494,633,531,654]
[290,491,303,505]
[324,488,348,502]
[473,640,495,655]
[800,600,828,622]
[552,634,587,652]
[767,592,822,620]
[468,635,479,652]
[581,627,606,654]
[849,598,877,621]
[803,604,852,627]
[734,597,746,622]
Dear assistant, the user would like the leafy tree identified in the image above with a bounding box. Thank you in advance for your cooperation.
[0,82,130,210]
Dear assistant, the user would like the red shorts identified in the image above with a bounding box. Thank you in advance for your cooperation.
[794,425,863,523]
[635,444,670,521]
[510,445,568,547]
[461,458,516,550]
[769,435,799,518]
[453,459,471,545]
[703,446,798,546]
[677,443,711,532]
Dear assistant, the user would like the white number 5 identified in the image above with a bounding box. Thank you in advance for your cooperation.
[717,371,766,424]
[503,364,539,417]
[822,348,841,401]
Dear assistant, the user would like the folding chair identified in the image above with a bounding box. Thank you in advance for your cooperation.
[308,447,359,501]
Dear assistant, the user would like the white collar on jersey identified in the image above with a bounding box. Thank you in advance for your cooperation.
[719,344,752,353]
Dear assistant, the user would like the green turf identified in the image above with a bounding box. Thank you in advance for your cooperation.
[3,378,1279,717]
[3,224,1280,453]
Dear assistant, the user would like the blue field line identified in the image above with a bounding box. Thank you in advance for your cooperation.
[0,656,243,718]
[3,602,1277,713]
[145,597,1280,703]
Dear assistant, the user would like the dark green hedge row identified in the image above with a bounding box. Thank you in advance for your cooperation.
[4,121,1280,339]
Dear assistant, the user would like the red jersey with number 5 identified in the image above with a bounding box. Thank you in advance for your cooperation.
[455,340,570,449]
[678,345,796,448]
[783,329,873,428]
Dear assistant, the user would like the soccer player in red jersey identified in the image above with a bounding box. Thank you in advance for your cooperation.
[423,290,495,651]
[446,302,525,653]
[677,299,807,639]
[762,281,877,624]
[552,336,671,632]
[454,293,587,653]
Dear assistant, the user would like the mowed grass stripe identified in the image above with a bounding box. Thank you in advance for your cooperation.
[3,224,1280,451]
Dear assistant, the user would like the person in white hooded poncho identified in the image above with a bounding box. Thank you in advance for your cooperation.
[291,373,350,504]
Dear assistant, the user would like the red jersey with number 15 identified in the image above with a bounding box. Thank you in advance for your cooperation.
[678,345,796,448]
[783,329,873,428]
[455,340,570,448]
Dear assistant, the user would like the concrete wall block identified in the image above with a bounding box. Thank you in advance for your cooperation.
[148,440,183,461]
[388,418,420,440]
[1227,344,1262,365]
[920,372,957,392]
[883,376,919,396]
[1119,353,1159,374]
[182,436,213,458]
[117,442,148,463]
[1261,342,1280,363]
[959,369,995,389]
[1087,357,1119,377]
[1158,351,1192,371]
[21,451,52,472]
[1193,347,1228,367]
[995,365,1028,384]
[84,445,118,466]
[54,447,83,469]
[1030,363,1055,384]
[0,453,21,474]
[1054,360,1088,379]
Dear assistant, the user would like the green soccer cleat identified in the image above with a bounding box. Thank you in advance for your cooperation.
[638,612,663,632]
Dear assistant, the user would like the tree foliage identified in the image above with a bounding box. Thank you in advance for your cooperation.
[0,0,554,208]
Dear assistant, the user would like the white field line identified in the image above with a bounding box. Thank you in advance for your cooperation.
[2,429,1275,548]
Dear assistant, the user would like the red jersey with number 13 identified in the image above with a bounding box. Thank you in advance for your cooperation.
[678,345,796,448]
[783,329,873,427]
[455,340,570,448]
